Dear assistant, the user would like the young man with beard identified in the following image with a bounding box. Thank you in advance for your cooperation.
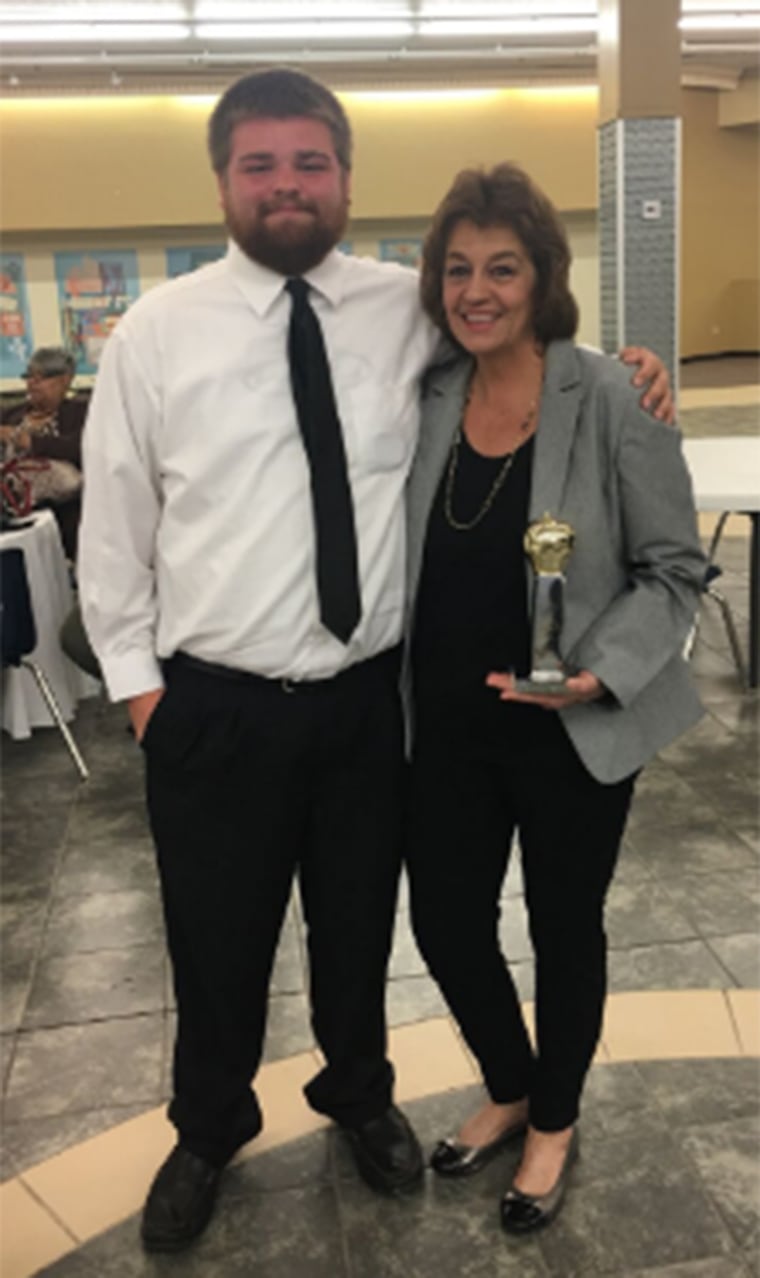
[78,68,672,1253]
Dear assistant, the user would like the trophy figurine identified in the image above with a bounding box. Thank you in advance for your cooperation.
[515,512,575,694]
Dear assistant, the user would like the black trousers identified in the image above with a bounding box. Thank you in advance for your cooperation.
[406,704,636,1132]
[143,649,405,1166]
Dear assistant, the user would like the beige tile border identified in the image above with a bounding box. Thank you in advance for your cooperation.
[679,385,760,409]
[20,1106,176,1246]
[697,513,751,539]
[390,1017,479,1100]
[726,989,760,1055]
[0,1179,76,1278]
[240,1051,328,1157]
[2,991,757,1278]
[602,990,742,1061]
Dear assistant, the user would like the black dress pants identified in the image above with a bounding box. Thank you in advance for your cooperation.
[143,649,404,1166]
[407,703,636,1132]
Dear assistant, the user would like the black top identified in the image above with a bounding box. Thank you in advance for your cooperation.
[412,428,545,738]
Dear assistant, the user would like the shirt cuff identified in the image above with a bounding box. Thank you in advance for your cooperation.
[99,649,165,703]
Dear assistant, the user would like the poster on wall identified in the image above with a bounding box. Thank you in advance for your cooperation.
[379,238,422,269]
[166,245,226,278]
[0,253,34,378]
[54,249,140,374]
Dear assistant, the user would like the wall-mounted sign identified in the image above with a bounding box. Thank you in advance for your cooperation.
[55,250,140,374]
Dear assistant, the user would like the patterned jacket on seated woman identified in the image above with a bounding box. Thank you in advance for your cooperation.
[0,347,88,558]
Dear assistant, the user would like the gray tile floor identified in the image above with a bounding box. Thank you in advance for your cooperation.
[2,366,759,1274]
[32,1063,760,1277]
[2,599,758,1180]
[680,355,760,390]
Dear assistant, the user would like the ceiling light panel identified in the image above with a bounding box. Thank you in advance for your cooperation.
[2,0,758,80]
[0,2,185,16]
[193,2,408,16]
[419,2,596,13]
[1,22,189,40]
[680,13,760,29]
[681,0,760,11]
[194,22,414,40]
[418,18,598,37]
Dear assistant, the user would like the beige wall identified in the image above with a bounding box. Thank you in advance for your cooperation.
[718,71,760,129]
[1,96,218,233]
[344,88,597,217]
[0,86,602,387]
[0,82,757,378]
[681,88,759,358]
[0,87,599,233]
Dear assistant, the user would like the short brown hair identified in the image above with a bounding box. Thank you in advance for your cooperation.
[420,163,578,347]
[208,68,352,175]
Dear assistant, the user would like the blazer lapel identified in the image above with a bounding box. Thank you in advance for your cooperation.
[529,340,584,523]
[406,357,472,619]
[414,359,471,505]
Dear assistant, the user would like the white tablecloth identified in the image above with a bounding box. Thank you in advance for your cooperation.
[682,436,760,512]
[1,510,100,740]
[682,434,760,687]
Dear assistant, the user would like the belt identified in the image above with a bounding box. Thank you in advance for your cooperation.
[167,646,400,693]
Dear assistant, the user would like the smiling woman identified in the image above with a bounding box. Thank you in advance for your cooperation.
[443,224,538,364]
[421,164,578,352]
[404,160,705,1234]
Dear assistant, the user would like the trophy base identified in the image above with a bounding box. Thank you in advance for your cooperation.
[514,673,568,696]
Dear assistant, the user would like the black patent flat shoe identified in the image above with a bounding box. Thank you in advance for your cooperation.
[431,1117,527,1178]
[500,1128,579,1234]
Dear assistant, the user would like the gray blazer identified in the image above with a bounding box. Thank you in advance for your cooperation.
[405,340,706,784]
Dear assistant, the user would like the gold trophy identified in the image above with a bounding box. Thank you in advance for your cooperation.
[515,512,575,694]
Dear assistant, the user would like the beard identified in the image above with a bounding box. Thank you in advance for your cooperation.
[224,196,348,277]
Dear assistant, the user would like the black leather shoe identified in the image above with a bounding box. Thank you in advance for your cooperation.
[431,1117,527,1178]
[500,1129,579,1234]
[141,1145,222,1252]
[343,1104,424,1194]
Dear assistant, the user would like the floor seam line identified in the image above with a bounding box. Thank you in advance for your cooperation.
[16,1173,82,1246]
[721,987,748,1054]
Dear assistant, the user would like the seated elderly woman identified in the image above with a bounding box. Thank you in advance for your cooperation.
[404,163,705,1234]
[0,346,87,558]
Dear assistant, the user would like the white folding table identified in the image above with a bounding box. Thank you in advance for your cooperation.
[682,435,760,687]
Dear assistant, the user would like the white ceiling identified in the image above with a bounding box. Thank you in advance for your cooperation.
[1,1,758,95]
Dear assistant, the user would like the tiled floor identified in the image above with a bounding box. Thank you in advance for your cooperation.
[13,1062,760,1278]
[1,360,758,1276]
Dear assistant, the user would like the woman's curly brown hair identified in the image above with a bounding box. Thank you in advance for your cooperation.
[420,163,579,348]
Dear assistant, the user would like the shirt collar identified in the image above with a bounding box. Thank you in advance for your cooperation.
[225,239,347,317]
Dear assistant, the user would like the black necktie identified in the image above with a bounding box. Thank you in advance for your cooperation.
[285,277,361,645]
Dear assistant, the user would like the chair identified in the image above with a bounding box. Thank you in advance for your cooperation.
[685,512,747,687]
[1,547,89,780]
[60,603,102,680]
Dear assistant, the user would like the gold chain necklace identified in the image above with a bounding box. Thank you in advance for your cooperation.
[444,399,537,532]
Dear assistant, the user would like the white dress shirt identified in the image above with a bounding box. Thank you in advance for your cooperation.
[79,243,440,700]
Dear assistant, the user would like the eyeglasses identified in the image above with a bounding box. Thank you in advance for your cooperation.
[23,370,67,382]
